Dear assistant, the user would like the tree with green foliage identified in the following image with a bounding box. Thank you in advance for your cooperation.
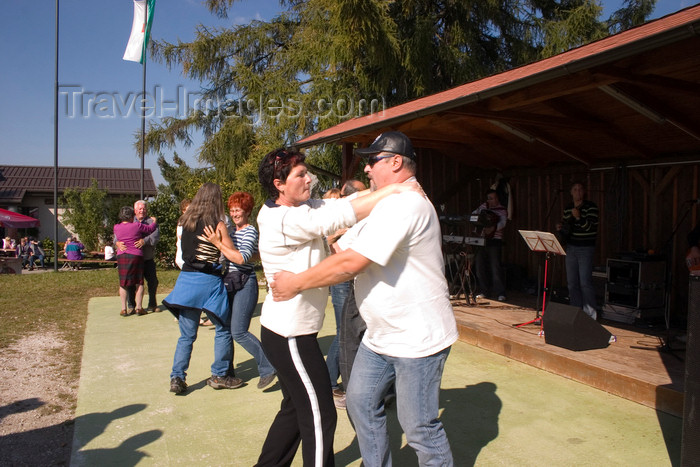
[539,0,655,57]
[144,0,655,203]
[145,185,184,267]
[60,178,189,268]
[147,177,266,268]
[62,180,139,252]
[61,180,111,252]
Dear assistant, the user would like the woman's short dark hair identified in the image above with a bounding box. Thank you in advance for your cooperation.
[258,148,306,200]
[119,206,135,223]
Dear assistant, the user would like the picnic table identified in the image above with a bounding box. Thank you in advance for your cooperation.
[0,248,17,256]
[59,251,114,270]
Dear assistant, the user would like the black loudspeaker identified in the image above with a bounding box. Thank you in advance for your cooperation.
[682,275,700,466]
[543,302,612,351]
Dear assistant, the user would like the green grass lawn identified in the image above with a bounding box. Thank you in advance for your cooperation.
[0,268,180,387]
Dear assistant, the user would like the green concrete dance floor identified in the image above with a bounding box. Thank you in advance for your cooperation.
[71,291,680,466]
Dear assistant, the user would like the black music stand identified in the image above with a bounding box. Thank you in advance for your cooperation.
[513,230,566,333]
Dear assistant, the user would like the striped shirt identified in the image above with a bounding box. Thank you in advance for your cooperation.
[562,200,598,247]
[227,224,258,275]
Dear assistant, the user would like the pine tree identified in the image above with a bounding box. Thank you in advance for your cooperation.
[146,0,656,195]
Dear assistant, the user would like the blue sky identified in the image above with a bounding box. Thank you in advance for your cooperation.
[0,1,692,187]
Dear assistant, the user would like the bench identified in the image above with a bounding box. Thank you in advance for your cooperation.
[59,258,116,270]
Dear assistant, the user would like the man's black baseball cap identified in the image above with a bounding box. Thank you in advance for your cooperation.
[354,131,416,159]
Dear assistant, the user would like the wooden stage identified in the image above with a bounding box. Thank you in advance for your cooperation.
[452,292,686,417]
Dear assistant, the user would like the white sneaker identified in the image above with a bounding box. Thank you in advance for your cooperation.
[497,295,507,302]
[475,294,486,300]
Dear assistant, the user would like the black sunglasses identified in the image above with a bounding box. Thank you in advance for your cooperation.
[366,154,395,167]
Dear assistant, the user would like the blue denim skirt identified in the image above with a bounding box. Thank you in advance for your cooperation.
[163,271,230,324]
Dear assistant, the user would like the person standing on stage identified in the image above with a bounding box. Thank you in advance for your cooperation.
[472,189,508,301]
[558,181,599,319]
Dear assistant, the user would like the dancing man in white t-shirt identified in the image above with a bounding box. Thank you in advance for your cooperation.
[271,131,457,466]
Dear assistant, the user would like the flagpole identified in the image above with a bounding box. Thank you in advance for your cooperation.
[53,0,59,272]
[140,2,147,200]
[141,51,146,200]
[124,0,154,199]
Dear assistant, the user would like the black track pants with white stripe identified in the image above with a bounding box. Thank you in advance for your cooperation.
[256,327,337,467]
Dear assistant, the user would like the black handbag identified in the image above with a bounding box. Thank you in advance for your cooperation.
[223,270,250,293]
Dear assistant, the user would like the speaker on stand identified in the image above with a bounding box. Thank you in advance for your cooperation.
[681,275,700,465]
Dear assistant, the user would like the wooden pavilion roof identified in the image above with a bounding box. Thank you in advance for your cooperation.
[295,5,700,173]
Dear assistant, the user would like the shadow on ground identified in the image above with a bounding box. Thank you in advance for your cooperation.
[70,404,162,466]
[335,381,501,466]
[0,398,74,466]
[656,383,683,467]
[0,401,160,467]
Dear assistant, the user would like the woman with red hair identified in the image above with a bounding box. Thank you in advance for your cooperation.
[218,191,276,389]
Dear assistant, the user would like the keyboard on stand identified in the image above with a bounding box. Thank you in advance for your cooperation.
[442,235,485,246]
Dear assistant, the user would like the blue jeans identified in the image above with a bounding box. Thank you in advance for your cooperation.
[29,254,45,268]
[171,308,232,379]
[229,276,275,378]
[565,244,597,319]
[327,281,350,389]
[347,343,453,467]
[339,284,366,388]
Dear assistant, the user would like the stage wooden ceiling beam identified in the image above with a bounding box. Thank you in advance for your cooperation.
[442,106,607,131]
[594,66,700,95]
[486,70,616,111]
[600,84,700,141]
[544,99,654,159]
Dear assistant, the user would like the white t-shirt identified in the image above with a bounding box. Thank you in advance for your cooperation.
[175,225,184,269]
[104,245,115,261]
[257,197,357,337]
[348,189,458,358]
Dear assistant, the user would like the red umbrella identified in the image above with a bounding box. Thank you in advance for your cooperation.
[0,208,40,229]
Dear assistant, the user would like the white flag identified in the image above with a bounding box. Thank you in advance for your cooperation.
[123,0,156,63]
